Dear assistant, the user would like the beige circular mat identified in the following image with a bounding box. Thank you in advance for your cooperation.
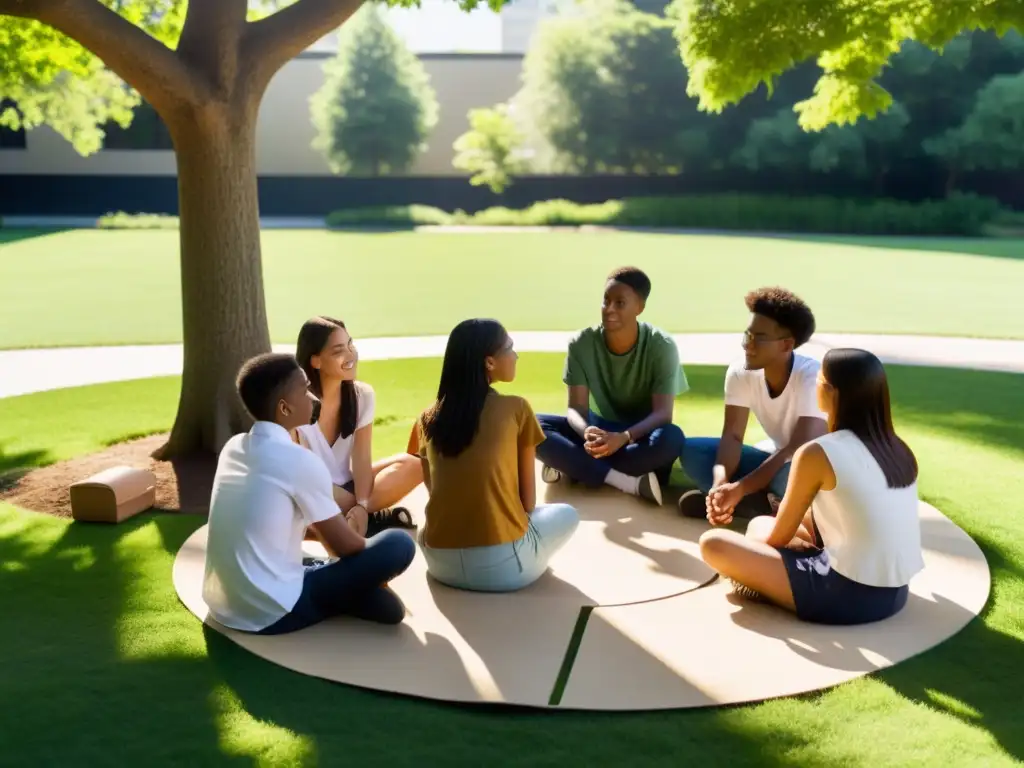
[174,467,990,711]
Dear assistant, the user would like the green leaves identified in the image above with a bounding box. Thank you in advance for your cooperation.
[670,0,1024,130]
[452,103,530,194]
[309,3,438,176]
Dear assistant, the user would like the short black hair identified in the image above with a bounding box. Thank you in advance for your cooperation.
[745,286,816,347]
[236,352,302,422]
[608,266,651,302]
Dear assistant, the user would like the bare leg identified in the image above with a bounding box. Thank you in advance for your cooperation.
[698,528,797,612]
[367,453,423,512]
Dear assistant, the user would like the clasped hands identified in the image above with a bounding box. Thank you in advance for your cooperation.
[705,481,745,526]
[583,426,629,458]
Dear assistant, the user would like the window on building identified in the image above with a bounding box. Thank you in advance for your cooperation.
[103,102,173,150]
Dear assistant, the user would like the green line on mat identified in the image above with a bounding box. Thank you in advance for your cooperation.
[548,606,594,706]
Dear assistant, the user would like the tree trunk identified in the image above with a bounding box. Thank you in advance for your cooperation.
[153,102,272,461]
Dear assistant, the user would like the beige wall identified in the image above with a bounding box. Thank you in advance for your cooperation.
[0,53,523,177]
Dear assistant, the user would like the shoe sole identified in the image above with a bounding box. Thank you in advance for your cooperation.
[644,473,663,506]
[541,466,561,484]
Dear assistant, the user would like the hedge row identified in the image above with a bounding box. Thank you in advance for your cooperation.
[97,192,1005,236]
[325,193,1004,236]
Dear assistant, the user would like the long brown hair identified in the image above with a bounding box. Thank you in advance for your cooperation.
[296,316,358,440]
[822,348,917,488]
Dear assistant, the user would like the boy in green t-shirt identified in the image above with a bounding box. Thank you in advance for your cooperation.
[536,267,687,505]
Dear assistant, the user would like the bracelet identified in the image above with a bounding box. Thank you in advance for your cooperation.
[623,430,633,444]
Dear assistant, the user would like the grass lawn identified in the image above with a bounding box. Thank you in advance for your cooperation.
[2,229,1024,349]
[1,354,1022,766]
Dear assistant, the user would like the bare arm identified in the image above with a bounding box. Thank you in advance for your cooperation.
[519,440,538,514]
[713,405,749,488]
[622,393,675,441]
[350,424,374,504]
[567,385,590,437]
[737,416,827,497]
[757,443,829,549]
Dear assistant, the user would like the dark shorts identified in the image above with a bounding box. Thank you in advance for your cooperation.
[779,546,910,625]
[339,479,355,495]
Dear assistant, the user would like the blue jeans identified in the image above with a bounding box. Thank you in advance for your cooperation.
[421,503,580,592]
[535,413,684,488]
[258,529,417,634]
[679,437,791,497]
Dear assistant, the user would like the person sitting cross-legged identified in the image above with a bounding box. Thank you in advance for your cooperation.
[697,349,924,626]
[416,319,580,593]
[678,287,827,520]
[202,352,416,636]
[535,266,687,506]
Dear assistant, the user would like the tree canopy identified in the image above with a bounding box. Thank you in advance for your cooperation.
[310,3,438,176]
[671,0,1024,130]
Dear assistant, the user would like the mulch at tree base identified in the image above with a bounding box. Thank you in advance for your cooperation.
[0,433,216,519]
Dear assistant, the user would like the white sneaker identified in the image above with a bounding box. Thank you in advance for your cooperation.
[541,465,563,484]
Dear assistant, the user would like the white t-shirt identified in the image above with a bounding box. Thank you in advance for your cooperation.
[202,421,341,632]
[724,354,827,451]
[296,382,376,487]
[812,430,925,587]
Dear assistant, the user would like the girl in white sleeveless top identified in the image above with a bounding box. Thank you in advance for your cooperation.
[699,348,924,625]
[293,317,422,539]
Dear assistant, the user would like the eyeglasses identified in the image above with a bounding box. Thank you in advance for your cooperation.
[742,330,791,346]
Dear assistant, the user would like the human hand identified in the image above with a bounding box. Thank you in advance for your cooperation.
[346,504,368,536]
[586,431,627,458]
[706,482,743,526]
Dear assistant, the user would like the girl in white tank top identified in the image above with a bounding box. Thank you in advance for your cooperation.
[698,348,925,625]
[294,317,422,537]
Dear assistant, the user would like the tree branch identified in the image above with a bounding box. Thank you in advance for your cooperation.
[2,0,207,113]
[242,0,365,91]
[176,0,250,100]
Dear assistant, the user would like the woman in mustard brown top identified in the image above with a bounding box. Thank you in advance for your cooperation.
[415,319,580,592]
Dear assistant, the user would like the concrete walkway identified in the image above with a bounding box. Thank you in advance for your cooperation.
[1,331,1022,400]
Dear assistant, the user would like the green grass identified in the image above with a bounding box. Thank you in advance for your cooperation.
[1,354,1023,766]
[2,229,1024,349]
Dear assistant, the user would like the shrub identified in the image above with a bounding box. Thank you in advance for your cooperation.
[325,204,452,228]
[98,212,180,229]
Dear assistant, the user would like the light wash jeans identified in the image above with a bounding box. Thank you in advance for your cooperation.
[420,503,580,592]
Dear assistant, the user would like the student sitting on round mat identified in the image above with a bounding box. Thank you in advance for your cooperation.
[534,266,688,506]
[415,319,580,592]
[293,316,422,538]
[697,348,925,625]
[677,287,828,520]
[202,353,416,635]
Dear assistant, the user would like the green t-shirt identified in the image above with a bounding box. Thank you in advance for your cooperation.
[562,322,689,425]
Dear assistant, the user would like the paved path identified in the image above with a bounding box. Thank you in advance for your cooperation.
[1,332,1022,400]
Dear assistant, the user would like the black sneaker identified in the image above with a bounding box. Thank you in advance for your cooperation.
[365,506,417,538]
[677,489,708,519]
[637,472,663,505]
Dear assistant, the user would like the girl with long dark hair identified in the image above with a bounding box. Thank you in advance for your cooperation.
[698,348,924,624]
[294,316,421,538]
[414,319,580,592]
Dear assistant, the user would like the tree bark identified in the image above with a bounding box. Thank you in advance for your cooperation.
[153,100,272,460]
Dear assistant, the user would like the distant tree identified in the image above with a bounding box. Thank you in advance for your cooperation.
[925,71,1024,192]
[735,101,909,190]
[311,3,438,175]
[519,0,711,174]
[452,103,530,194]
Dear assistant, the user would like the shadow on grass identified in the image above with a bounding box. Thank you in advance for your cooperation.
[0,228,70,247]
[887,365,1024,460]
[0,445,50,479]
[774,234,1024,262]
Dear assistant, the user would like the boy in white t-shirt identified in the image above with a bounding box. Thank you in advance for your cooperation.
[202,352,416,635]
[678,287,828,519]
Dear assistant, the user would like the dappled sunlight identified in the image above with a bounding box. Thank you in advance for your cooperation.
[210,684,317,768]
